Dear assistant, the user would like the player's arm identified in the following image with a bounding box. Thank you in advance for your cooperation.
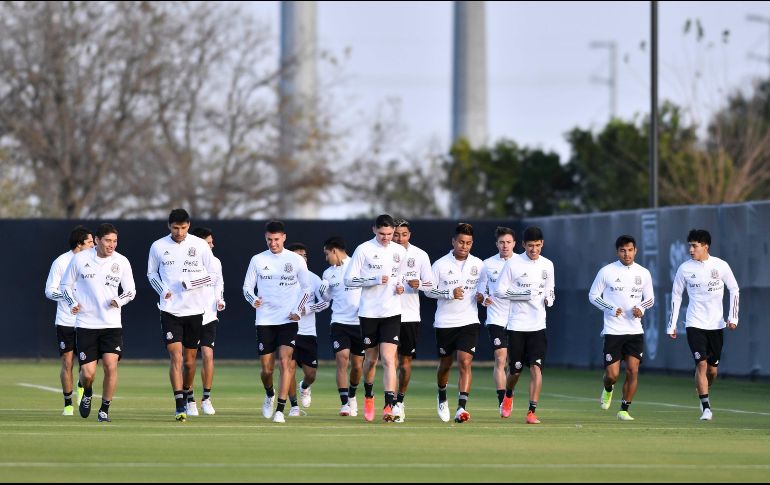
[44,259,66,302]
[723,263,740,328]
[588,268,617,315]
[635,269,655,317]
[215,259,226,311]
[242,256,261,308]
[424,262,452,300]
[416,252,434,291]
[494,262,532,301]
[667,266,685,338]
[306,277,331,314]
[343,247,379,287]
[112,260,136,308]
[292,258,313,317]
[60,257,80,313]
[474,261,490,304]
[544,261,555,307]
[147,245,171,299]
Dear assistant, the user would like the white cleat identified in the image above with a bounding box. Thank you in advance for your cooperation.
[186,401,199,417]
[392,402,405,423]
[349,397,358,417]
[437,397,450,422]
[272,410,285,423]
[201,399,216,415]
[288,406,301,417]
[339,403,351,416]
[300,384,312,408]
[262,395,275,419]
[700,408,713,421]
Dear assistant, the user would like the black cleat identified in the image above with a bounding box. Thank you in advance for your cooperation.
[79,395,92,418]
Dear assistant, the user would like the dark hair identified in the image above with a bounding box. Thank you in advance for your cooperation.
[615,235,637,249]
[191,227,212,239]
[374,214,395,229]
[287,242,307,252]
[265,220,286,234]
[324,236,346,251]
[394,218,410,229]
[495,226,515,240]
[454,223,474,237]
[168,208,190,225]
[687,229,711,246]
[68,226,92,250]
[522,226,544,242]
[95,223,118,239]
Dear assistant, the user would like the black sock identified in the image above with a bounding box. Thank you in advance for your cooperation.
[84,387,93,398]
[348,384,358,398]
[700,394,710,410]
[276,398,286,413]
[64,392,73,407]
[397,392,405,404]
[497,389,505,405]
[100,399,111,414]
[174,390,185,411]
[202,388,212,402]
[290,396,298,408]
[458,392,469,410]
[265,386,275,398]
[364,382,374,399]
[77,380,82,389]
[621,400,631,412]
[300,380,309,390]
[505,388,513,399]
[384,391,396,407]
[605,383,614,393]
[529,401,537,413]
[438,386,447,403]
[186,388,195,403]
[339,388,349,405]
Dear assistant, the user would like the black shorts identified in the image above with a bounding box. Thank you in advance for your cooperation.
[56,325,77,356]
[256,322,298,356]
[686,327,724,367]
[294,334,318,368]
[603,334,644,366]
[398,321,420,358]
[360,315,401,349]
[508,329,547,371]
[486,324,508,351]
[76,328,123,365]
[160,311,203,349]
[330,323,366,356]
[200,320,217,349]
[435,324,480,357]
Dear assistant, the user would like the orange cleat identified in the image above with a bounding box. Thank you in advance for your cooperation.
[382,404,395,422]
[526,410,541,424]
[364,397,375,422]
[501,395,513,418]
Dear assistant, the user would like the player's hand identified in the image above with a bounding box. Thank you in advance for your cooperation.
[217,300,226,311]
[726,321,737,330]
[164,291,172,300]
[381,275,389,284]
[407,279,420,289]
[253,297,263,309]
[453,287,464,300]
[668,330,677,339]
[395,284,405,295]
[288,312,301,321]
[71,304,81,315]
[483,295,493,307]
[615,308,623,317]
[632,307,643,318]
[475,292,484,304]
[110,299,119,308]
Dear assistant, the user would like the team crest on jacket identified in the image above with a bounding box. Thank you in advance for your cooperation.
[635,276,642,285]
[407,258,415,268]
[284,263,293,273]
[111,263,120,274]
[711,269,719,279]
[188,247,196,257]
[542,270,548,280]
[393,253,400,263]
[470,266,478,276]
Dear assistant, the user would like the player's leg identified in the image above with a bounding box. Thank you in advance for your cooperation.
[436,354,453,422]
[455,350,473,423]
[274,344,295,423]
[98,352,119,422]
[60,350,75,415]
[200,345,216,415]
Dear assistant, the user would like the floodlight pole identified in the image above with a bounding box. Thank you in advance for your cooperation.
[649,1,659,208]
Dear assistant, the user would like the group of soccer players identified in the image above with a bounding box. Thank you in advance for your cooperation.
[45,210,740,424]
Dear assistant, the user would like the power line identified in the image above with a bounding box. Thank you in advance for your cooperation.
[747,13,770,78]
[589,40,617,120]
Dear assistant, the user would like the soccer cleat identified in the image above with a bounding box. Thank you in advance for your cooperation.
[288,406,301,417]
[79,395,92,418]
[501,395,513,418]
[186,401,199,417]
[77,384,84,406]
[364,397,375,422]
[272,410,285,423]
[392,402,405,423]
[62,405,74,416]
[300,383,312,408]
[700,408,713,421]
[349,397,358,417]
[382,404,395,422]
[97,410,111,422]
[339,403,351,416]
[616,410,635,421]
[526,411,541,424]
[454,407,470,423]
[201,399,216,415]
[600,389,613,410]
[437,398,451,422]
[175,411,187,422]
[262,395,275,419]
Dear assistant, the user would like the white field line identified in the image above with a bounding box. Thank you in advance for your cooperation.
[16,383,119,400]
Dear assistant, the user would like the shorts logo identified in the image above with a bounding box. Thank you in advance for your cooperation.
[290,340,296,346]
[393,336,399,342]
[470,347,476,352]
[470,266,478,276]
[439,347,446,355]
[259,343,264,351]
[284,263,293,273]
[407,258,415,268]
[535,359,542,365]
[393,254,400,263]
[111,263,120,274]
[714,360,719,365]
[542,270,548,280]
[635,276,642,285]
[59,341,65,350]
[711,269,720,279]
[211,342,215,347]
[312,360,317,365]
[411,348,415,353]
[515,361,523,370]
[333,341,340,349]
[188,247,196,257]
[493,338,501,346]
[605,353,613,362]
[364,337,371,345]
[79,352,86,361]
[639,352,643,357]
[115,346,121,352]
[166,332,174,340]
[694,351,701,360]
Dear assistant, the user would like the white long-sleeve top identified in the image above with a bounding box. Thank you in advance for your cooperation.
[495,252,555,332]
[45,250,77,327]
[242,249,312,326]
[298,272,331,336]
[482,254,514,328]
[667,256,740,334]
[588,261,655,335]
[399,243,434,323]
[344,238,407,319]
[60,248,136,329]
[322,257,361,325]
[147,234,219,317]
[424,251,486,329]
[202,255,225,325]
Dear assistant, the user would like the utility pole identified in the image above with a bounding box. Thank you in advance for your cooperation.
[747,13,770,78]
[649,1,659,209]
[589,40,617,120]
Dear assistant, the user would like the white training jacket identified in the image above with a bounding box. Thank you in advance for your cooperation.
[495,252,555,332]
[45,250,77,327]
[482,253,514,328]
[242,249,312,326]
[344,237,407,319]
[423,251,486,329]
[399,243,434,323]
[588,260,655,335]
[321,257,361,326]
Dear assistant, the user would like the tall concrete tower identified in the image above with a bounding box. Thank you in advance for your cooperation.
[279,1,318,218]
[452,1,488,148]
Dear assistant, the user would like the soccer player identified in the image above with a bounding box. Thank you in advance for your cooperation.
[424,223,487,423]
[286,242,330,417]
[391,218,434,422]
[148,209,220,422]
[45,225,93,416]
[321,237,365,417]
[187,227,226,416]
[667,229,740,421]
[481,227,516,417]
[243,221,311,423]
[588,235,654,421]
[60,223,135,422]
[494,226,555,425]
[344,214,407,422]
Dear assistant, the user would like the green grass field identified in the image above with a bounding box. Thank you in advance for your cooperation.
[1,361,769,482]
